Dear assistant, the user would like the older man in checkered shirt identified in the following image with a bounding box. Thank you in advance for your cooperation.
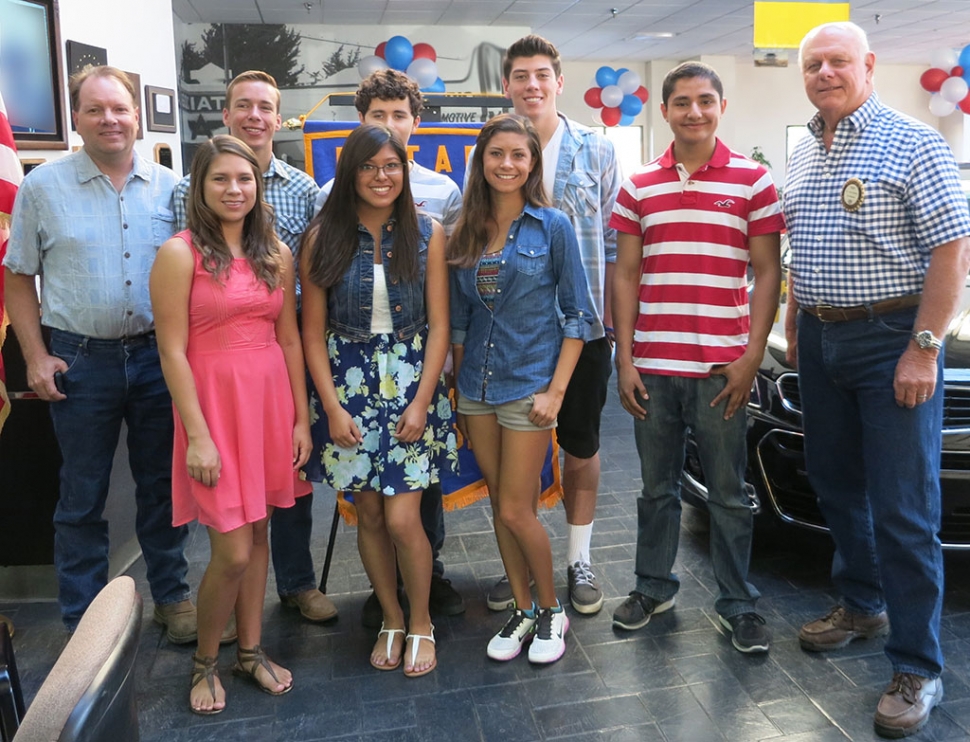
[784,22,970,739]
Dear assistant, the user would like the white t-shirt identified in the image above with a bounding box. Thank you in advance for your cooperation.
[541,118,566,202]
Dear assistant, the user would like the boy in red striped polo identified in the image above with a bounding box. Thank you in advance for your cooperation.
[609,62,784,653]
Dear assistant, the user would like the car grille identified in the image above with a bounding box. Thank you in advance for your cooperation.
[775,377,970,430]
[943,385,970,429]
[775,374,801,415]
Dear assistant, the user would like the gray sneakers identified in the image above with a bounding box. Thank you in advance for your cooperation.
[612,591,675,630]
[567,561,604,614]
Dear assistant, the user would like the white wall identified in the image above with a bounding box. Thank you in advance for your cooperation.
[557,56,968,187]
[22,0,182,171]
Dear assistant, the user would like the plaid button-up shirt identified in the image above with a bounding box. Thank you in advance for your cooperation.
[785,93,970,306]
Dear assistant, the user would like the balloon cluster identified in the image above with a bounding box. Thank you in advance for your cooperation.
[357,36,445,93]
[584,66,648,127]
[920,46,970,116]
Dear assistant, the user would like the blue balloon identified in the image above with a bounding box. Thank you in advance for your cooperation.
[595,66,618,88]
[960,44,970,70]
[619,113,636,126]
[422,77,446,93]
[384,35,414,71]
[620,94,643,116]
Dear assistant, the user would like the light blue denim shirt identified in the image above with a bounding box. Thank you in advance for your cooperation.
[464,116,620,340]
[4,149,177,338]
[451,204,593,405]
[326,214,433,342]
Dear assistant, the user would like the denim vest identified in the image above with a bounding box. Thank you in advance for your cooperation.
[327,214,432,342]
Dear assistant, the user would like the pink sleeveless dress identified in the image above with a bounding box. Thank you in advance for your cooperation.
[170,230,306,532]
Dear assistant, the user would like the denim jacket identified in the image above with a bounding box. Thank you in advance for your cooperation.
[451,204,593,404]
[328,214,432,342]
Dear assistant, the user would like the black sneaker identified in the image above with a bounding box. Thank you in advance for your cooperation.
[612,591,675,631]
[719,612,770,653]
[429,575,466,616]
[361,588,407,629]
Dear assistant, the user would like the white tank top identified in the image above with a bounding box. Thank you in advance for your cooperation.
[370,262,394,334]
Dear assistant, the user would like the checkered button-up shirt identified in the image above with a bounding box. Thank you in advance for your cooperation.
[785,93,970,306]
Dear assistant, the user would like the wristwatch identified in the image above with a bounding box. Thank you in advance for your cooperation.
[912,329,943,351]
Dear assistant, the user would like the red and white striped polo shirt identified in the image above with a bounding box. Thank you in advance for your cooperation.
[609,139,784,378]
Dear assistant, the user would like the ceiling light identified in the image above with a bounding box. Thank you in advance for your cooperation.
[631,32,676,41]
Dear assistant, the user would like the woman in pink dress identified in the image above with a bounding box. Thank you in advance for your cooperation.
[151,135,311,715]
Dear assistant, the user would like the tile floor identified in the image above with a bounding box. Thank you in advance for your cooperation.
[5,387,970,741]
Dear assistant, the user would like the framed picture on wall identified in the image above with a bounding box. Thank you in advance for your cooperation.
[0,0,69,150]
[124,71,144,139]
[66,40,107,74]
[145,85,176,133]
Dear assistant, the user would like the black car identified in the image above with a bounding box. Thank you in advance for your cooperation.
[681,246,970,549]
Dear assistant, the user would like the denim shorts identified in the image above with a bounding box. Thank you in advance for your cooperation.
[457,390,556,432]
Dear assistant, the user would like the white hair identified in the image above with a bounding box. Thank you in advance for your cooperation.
[798,21,870,69]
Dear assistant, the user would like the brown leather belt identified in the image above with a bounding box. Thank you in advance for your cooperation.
[800,293,921,322]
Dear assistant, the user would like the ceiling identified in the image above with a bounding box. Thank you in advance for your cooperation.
[171,0,970,66]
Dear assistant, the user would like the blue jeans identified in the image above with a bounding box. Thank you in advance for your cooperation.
[271,492,317,596]
[797,307,944,678]
[48,330,189,629]
[632,373,759,618]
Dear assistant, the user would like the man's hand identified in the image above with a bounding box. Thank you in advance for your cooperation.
[617,361,647,420]
[710,352,760,419]
[27,353,69,402]
[894,346,939,408]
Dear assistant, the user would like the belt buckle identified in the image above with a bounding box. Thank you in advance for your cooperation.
[814,304,836,322]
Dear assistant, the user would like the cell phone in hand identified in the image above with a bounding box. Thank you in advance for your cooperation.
[54,371,66,394]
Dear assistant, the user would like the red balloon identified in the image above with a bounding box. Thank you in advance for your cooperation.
[959,92,970,115]
[375,41,387,59]
[601,106,621,127]
[412,42,437,62]
[584,87,603,108]
[633,85,649,104]
[920,67,949,92]
[953,66,965,77]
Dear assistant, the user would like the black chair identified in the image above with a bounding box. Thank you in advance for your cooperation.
[0,622,26,741]
[13,576,143,742]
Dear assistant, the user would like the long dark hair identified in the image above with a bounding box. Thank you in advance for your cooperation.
[187,134,283,289]
[303,124,420,288]
[447,114,548,268]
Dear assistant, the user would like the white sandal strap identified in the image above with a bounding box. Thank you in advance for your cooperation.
[406,625,436,666]
[378,623,405,661]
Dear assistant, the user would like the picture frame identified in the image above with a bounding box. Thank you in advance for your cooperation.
[66,39,107,75]
[0,0,69,150]
[124,71,144,140]
[145,85,176,133]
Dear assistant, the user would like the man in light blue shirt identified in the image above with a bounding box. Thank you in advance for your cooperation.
[3,66,192,635]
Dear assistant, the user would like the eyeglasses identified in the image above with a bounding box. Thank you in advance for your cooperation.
[358,161,404,177]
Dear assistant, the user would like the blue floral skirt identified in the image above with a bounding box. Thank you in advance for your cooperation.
[303,329,458,495]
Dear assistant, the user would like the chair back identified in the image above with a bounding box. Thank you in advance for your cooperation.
[0,622,26,741]
[14,576,143,742]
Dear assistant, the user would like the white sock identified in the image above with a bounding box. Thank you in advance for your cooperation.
[566,522,593,565]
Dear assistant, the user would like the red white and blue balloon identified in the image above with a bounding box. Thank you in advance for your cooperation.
[584,66,648,126]
[358,36,444,93]
[921,46,970,116]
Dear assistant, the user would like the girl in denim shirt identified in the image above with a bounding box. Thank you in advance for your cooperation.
[449,114,592,664]
[301,125,456,677]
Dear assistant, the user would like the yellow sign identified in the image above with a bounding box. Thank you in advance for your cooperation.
[753,2,851,49]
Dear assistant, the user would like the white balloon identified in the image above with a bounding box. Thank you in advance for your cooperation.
[929,47,958,73]
[591,109,604,126]
[929,92,957,117]
[940,75,969,103]
[617,70,641,95]
[407,58,439,89]
[600,84,623,108]
[358,55,389,79]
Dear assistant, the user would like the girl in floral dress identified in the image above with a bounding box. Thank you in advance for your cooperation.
[301,124,456,677]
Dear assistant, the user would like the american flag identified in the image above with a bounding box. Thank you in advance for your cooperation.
[0,88,24,434]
